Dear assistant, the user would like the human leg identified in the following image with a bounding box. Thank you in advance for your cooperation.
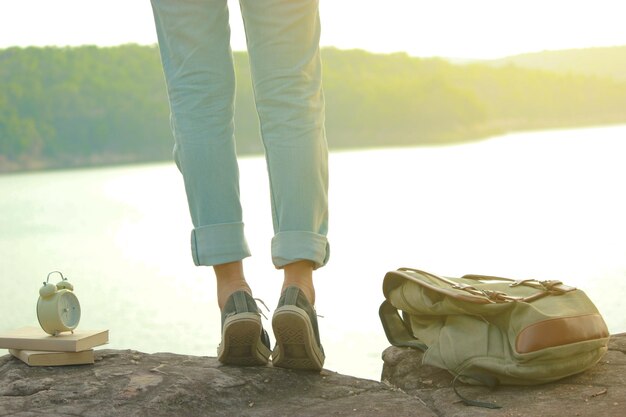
[239,0,329,276]
[151,0,268,364]
[151,0,251,271]
[239,0,327,370]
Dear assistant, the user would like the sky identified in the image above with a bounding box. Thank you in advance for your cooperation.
[1,0,625,59]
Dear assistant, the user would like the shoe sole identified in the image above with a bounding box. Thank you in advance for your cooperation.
[272,305,325,371]
[218,312,271,366]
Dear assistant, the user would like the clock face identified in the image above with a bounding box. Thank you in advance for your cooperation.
[57,291,81,328]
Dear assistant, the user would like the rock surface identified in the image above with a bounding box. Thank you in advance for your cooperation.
[382,333,626,416]
[1,334,624,417]
[0,349,436,417]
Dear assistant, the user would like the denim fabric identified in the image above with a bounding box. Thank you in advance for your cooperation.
[150,0,329,268]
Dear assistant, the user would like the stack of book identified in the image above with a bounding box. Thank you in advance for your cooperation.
[0,327,109,366]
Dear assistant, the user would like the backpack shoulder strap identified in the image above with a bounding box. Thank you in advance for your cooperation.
[379,300,428,351]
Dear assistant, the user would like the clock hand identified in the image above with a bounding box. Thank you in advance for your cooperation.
[61,297,70,318]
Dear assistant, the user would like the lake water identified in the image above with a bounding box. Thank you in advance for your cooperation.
[1,124,625,381]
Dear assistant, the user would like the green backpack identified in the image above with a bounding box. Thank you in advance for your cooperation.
[379,268,610,406]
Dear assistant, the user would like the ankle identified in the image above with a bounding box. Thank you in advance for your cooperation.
[218,280,252,310]
[282,260,315,305]
[282,282,315,306]
[214,261,251,310]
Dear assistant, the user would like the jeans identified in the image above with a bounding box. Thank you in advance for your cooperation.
[150,0,329,268]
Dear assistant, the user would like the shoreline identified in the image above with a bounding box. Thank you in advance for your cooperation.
[3,120,625,175]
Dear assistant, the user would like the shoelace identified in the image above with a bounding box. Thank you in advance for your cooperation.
[254,297,270,320]
[254,296,324,321]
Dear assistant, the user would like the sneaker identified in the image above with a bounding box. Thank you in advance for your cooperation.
[217,290,271,366]
[271,286,325,371]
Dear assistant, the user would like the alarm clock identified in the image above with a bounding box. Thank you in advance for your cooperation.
[37,271,81,336]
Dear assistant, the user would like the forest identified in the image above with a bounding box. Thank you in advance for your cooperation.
[1,44,626,172]
[490,45,626,80]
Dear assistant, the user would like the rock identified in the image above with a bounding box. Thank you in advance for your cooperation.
[0,350,436,417]
[382,333,626,416]
[2,335,624,416]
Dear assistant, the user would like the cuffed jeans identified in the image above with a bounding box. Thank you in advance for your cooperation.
[150,0,329,268]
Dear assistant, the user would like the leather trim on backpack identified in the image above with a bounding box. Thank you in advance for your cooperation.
[515,313,610,354]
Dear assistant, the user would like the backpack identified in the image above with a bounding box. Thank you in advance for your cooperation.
[379,268,610,407]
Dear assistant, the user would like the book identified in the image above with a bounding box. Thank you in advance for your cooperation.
[0,327,108,352]
[9,348,95,366]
